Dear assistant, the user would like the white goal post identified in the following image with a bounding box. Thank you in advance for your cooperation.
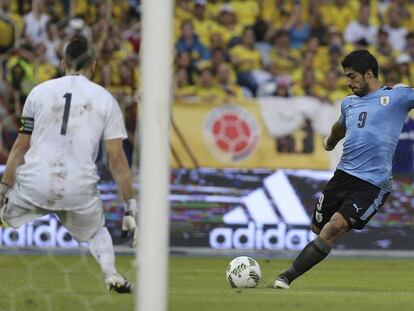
[137,1,173,311]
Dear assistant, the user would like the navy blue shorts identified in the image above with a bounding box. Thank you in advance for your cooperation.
[312,170,389,230]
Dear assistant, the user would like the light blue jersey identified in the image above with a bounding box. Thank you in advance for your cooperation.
[337,86,414,191]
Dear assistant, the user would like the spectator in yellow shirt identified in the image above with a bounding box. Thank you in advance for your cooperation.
[192,0,218,47]
[320,0,357,33]
[372,27,396,73]
[301,36,328,71]
[320,69,349,104]
[1,0,23,36]
[194,67,227,103]
[292,67,324,98]
[231,0,260,27]
[210,48,231,73]
[319,45,344,78]
[216,63,245,101]
[260,0,293,29]
[0,14,16,53]
[214,4,243,47]
[174,67,197,102]
[268,30,300,76]
[175,0,193,22]
[229,27,264,96]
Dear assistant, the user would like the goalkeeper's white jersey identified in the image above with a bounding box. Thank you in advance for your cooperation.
[15,74,127,210]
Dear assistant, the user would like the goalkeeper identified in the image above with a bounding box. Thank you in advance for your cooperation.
[0,36,137,294]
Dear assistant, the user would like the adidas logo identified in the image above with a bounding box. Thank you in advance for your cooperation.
[209,170,316,250]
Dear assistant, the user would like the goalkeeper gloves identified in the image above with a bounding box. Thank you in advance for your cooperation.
[121,198,139,248]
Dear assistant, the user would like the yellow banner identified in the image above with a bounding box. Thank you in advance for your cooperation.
[171,100,330,169]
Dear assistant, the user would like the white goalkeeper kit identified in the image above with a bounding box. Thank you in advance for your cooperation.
[16,74,127,210]
[2,74,127,241]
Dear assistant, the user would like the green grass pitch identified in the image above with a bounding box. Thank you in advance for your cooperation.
[1,255,414,311]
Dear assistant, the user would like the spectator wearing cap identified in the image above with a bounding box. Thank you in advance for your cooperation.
[192,0,217,47]
[344,3,377,46]
[273,75,292,97]
[213,4,243,47]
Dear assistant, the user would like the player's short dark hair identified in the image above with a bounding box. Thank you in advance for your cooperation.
[341,49,379,78]
[64,36,94,71]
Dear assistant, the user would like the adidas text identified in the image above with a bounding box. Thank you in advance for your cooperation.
[210,221,315,250]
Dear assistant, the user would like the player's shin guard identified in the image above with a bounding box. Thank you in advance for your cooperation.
[280,236,332,283]
[88,226,117,278]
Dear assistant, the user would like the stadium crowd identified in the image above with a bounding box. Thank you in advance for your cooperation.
[1,0,414,163]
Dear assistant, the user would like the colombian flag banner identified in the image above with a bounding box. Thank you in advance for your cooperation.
[170,98,337,169]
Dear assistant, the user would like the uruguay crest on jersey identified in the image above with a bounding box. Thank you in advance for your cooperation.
[380,96,390,106]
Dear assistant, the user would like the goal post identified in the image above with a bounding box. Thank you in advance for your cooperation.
[137,1,174,311]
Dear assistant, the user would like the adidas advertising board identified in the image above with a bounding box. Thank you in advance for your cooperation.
[2,166,414,250]
[209,171,316,250]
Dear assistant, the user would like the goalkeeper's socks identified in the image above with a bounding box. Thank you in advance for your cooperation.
[89,226,117,278]
[280,236,332,283]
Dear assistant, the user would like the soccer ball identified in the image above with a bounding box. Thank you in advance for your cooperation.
[226,256,261,288]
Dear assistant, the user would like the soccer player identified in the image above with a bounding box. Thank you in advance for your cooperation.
[0,36,137,293]
[274,49,414,289]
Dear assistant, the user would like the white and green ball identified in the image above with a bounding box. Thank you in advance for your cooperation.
[226,256,261,288]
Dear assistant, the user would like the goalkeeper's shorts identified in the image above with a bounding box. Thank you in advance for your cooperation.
[1,188,105,242]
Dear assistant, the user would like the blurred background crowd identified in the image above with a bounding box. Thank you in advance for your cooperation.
[1,0,414,164]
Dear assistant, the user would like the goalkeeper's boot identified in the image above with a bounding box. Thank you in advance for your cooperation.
[273,275,291,289]
[105,274,133,293]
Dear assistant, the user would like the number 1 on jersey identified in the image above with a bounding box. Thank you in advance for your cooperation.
[61,93,72,135]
